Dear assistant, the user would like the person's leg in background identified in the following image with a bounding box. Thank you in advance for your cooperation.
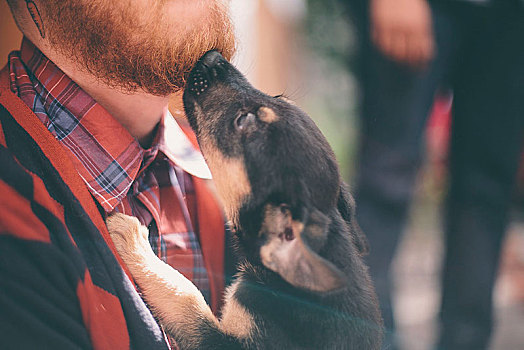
[437,4,524,350]
[352,2,459,348]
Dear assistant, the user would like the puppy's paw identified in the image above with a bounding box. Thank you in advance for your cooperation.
[106,213,153,266]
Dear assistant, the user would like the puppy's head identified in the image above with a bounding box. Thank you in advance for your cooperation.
[183,51,366,293]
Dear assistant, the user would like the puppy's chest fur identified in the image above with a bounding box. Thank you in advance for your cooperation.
[227,252,376,349]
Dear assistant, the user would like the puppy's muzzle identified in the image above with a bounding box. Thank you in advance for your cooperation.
[186,50,226,96]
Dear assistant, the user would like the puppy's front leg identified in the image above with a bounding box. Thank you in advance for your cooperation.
[106,213,222,349]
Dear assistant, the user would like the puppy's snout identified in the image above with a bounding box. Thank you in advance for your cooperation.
[201,50,224,69]
[187,50,227,96]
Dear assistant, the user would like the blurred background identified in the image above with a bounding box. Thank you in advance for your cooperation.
[1,0,523,349]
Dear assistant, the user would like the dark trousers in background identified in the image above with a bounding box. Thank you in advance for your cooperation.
[353,2,524,349]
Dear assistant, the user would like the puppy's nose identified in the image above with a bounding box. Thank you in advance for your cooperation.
[201,50,224,69]
[186,51,227,96]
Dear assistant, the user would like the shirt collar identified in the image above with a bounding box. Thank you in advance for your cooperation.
[10,38,211,212]
[159,114,212,179]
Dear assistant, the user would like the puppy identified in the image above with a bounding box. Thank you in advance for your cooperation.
[107,51,383,349]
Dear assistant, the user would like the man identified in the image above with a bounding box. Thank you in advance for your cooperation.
[349,0,524,349]
[0,0,235,348]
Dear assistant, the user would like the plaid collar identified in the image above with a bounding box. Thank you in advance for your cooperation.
[9,38,211,212]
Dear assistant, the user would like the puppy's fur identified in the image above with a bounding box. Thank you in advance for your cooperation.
[107,51,383,349]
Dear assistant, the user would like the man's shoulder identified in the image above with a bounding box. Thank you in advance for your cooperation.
[0,113,65,244]
[0,91,77,244]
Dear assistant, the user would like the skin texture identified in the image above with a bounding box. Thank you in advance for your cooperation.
[370,0,434,66]
[6,0,235,146]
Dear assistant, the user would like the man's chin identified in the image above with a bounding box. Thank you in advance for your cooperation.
[40,0,236,96]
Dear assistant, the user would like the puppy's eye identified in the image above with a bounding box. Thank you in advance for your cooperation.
[235,112,256,130]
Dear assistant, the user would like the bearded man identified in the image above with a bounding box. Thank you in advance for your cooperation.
[0,1,235,348]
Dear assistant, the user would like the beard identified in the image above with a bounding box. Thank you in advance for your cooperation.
[38,0,236,96]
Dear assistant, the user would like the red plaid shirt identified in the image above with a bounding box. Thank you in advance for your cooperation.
[8,38,213,302]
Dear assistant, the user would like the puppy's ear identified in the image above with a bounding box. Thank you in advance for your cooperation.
[259,204,347,293]
[337,182,369,255]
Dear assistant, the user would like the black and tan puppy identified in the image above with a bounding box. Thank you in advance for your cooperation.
[107,51,383,349]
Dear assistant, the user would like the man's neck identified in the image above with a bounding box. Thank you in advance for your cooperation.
[78,79,170,149]
[42,46,170,149]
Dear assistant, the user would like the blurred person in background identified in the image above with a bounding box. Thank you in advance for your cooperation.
[0,0,235,348]
[347,0,524,349]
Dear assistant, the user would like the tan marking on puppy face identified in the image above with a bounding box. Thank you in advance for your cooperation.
[259,204,304,271]
[258,204,293,237]
[200,141,251,226]
[257,106,279,123]
[220,282,258,339]
[258,205,346,292]
[260,234,301,278]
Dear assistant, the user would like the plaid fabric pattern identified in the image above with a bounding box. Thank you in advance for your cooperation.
[8,38,212,301]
